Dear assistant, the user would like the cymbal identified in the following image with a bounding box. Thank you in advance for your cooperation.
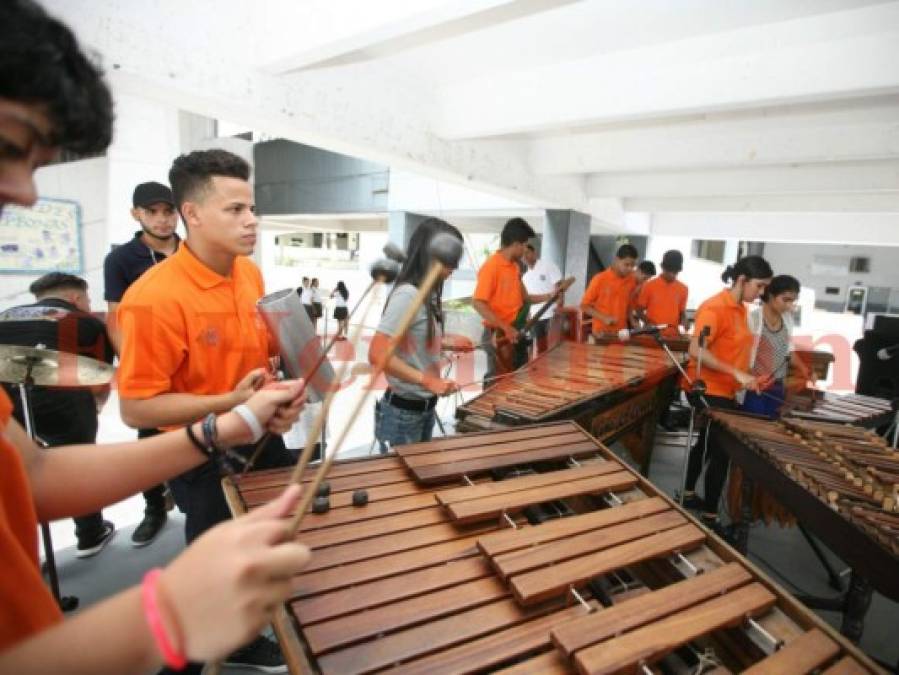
[0,344,114,387]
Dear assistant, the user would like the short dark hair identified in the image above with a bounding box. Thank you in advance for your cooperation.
[0,0,113,154]
[721,255,773,284]
[29,272,87,297]
[638,261,656,276]
[762,274,800,302]
[616,244,638,260]
[168,149,250,209]
[500,218,536,247]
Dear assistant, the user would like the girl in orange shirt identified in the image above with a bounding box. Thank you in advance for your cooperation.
[681,256,773,532]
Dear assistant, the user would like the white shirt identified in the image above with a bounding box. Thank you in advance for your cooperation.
[523,258,562,319]
[332,292,347,308]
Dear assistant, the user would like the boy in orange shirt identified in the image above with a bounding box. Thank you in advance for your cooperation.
[0,3,309,670]
[634,250,689,337]
[473,218,553,382]
[580,244,638,336]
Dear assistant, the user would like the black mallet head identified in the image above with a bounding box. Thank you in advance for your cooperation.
[383,242,407,264]
[370,258,400,283]
[428,233,464,269]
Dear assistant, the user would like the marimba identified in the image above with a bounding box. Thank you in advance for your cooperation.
[712,410,899,644]
[224,422,881,674]
[456,341,684,474]
[783,390,895,428]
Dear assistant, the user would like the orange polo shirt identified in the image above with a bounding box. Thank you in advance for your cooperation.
[474,251,524,327]
[117,243,271,410]
[636,276,688,337]
[685,289,753,399]
[581,268,637,333]
[0,390,62,650]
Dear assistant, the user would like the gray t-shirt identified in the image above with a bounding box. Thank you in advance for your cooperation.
[377,283,441,399]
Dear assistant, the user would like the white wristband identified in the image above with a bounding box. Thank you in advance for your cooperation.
[232,404,265,443]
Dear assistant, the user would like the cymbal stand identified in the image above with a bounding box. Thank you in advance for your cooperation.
[17,355,79,612]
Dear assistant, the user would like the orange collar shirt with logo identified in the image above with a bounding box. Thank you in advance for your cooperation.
[685,289,753,399]
[116,244,271,417]
[473,252,524,328]
[635,276,688,337]
[0,390,62,650]
[581,268,637,333]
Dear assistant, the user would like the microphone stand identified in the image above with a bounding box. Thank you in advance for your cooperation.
[649,327,710,506]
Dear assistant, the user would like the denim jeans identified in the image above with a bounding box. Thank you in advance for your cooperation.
[374,397,436,453]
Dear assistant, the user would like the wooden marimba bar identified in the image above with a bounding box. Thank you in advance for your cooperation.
[223,421,881,674]
[456,341,685,475]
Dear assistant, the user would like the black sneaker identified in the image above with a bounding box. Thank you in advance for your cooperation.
[76,520,116,558]
[131,511,167,548]
[678,493,705,512]
[222,635,287,673]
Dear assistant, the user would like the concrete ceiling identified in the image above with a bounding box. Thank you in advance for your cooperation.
[47,0,899,244]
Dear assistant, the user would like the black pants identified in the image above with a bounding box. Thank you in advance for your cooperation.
[137,428,168,514]
[684,395,736,515]
[168,434,293,544]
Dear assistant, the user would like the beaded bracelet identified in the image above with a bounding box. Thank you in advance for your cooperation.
[141,569,187,670]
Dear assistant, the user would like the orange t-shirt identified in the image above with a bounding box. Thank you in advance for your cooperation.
[117,244,271,417]
[685,289,753,398]
[473,251,524,327]
[0,390,62,649]
[581,268,637,333]
[636,276,688,337]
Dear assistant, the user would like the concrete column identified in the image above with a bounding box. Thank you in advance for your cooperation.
[543,209,591,300]
[387,211,430,252]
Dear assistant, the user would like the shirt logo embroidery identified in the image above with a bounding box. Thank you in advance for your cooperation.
[201,326,220,346]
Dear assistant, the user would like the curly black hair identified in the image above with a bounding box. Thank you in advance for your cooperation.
[0,0,114,154]
[169,149,251,208]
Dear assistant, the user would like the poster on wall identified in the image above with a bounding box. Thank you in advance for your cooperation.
[0,197,82,274]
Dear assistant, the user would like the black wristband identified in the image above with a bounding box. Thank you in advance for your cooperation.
[185,423,212,459]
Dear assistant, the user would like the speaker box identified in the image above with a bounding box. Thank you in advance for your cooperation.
[854,330,899,399]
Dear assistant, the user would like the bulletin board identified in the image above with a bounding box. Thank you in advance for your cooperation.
[0,197,83,274]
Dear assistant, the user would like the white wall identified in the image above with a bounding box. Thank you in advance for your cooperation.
[1,157,108,309]
[763,242,899,312]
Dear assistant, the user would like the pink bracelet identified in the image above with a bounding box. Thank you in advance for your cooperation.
[142,568,187,670]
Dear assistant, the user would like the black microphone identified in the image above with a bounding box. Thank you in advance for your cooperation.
[876,344,899,360]
[618,324,668,341]
[698,325,711,348]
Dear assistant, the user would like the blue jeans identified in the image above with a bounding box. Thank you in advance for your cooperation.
[741,379,786,419]
[374,397,436,453]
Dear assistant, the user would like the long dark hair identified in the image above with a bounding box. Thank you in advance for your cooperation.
[335,281,348,301]
[721,255,773,284]
[387,217,464,344]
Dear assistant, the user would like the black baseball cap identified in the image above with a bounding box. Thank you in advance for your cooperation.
[132,181,174,208]
[661,249,684,272]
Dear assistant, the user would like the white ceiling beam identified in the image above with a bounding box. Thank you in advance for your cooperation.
[532,96,899,174]
[650,211,899,246]
[45,2,586,217]
[262,0,583,73]
[588,161,899,199]
[436,2,899,139]
[625,193,899,213]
